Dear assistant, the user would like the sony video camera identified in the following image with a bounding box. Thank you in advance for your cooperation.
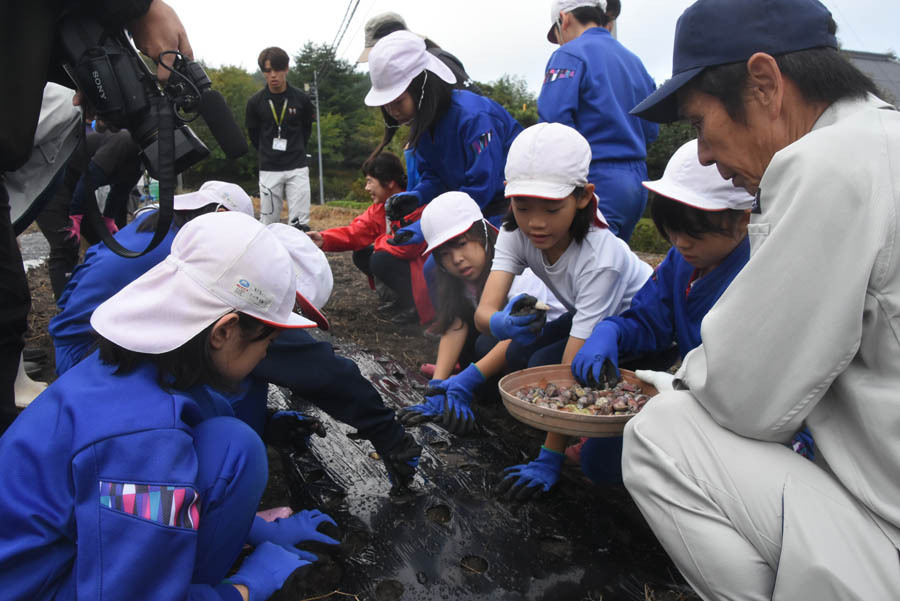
[57,13,247,178]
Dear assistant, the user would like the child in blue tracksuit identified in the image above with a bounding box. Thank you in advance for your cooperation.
[365,30,522,228]
[539,0,658,242]
[48,185,420,486]
[0,212,327,601]
[570,139,755,483]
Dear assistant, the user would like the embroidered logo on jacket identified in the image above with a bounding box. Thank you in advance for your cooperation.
[471,132,493,155]
[99,481,201,530]
[543,68,577,85]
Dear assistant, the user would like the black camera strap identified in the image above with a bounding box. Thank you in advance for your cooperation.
[82,95,174,258]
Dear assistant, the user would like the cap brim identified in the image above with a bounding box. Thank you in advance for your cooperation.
[547,23,558,44]
[505,180,576,200]
[357,47,372,63]
[630,67,704,123]
[293,291,329,330]
[173,190,214,211]
[642,180,724,211]
[364,51,456,107]
[92,259,234,354]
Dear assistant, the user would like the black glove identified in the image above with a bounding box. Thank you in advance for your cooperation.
[264,411,327,455]
[384,192,422,223]
[381,432,422,492]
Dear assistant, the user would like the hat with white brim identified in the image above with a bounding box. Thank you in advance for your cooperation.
[174,181,254,216]
[267,223,332,330]
[421,191,487,255]
[364,31,456,107]
[92,212,315,354]
[642,139,755,211]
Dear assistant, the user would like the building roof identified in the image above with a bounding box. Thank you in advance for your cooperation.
[844,49,900,106]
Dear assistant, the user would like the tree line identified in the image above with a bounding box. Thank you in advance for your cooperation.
[185,42,692,202]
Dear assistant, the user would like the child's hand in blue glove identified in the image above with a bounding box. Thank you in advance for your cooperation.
[495,446,564,502]
[571,320,620,388]
[228,541,311,601]
[489,293,548,345]
[397,379,445,425]
[440,364,484,435]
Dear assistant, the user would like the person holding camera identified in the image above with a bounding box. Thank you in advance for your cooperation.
[0,0,192,435]
[246,47,316,231]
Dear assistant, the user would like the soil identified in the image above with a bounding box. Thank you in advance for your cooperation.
[20,205,695,601]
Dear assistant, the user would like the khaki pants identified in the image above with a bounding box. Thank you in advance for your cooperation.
[622,391,900,601]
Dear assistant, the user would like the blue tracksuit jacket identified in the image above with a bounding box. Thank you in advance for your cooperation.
[0,357,241,600]
[47,212,405,454]
[607,236,750,358]
[411,90,522,220]
[537,27,659,240]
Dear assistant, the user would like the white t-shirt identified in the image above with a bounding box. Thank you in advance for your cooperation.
[492,225,652,339]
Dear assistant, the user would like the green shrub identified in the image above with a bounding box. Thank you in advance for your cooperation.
[629,218,671,255]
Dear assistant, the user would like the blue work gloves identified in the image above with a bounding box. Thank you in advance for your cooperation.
[495,446,565,502]
[247,509,341,558]
[384,191,422,222]
[264,411,326,456]
[397,379,446,425]
[387,219,425,246]
[228,541,311,601]
[439,363,484,435]
[381,432,422,493]
[489,293,548,346]
[571,320,621,388]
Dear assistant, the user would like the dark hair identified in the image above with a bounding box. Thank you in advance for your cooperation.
[502,187,594,243]
[362,151,407,190]
[569,5,612,27]
[685,20,879,123]
[650,195,745,240]
[432,220,496,333]
[258,47,289,71]
[98,313,276,392]
[605,0,621,21]
[136,204,221,233]
[369,70,454,162]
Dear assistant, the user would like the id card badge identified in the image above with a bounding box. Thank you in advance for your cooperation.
[272,137,287,151]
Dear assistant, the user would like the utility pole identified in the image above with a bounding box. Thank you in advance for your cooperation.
[307,72,325,205]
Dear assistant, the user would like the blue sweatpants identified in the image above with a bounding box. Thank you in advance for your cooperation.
[191,417,268,586]
[591,159,649,244]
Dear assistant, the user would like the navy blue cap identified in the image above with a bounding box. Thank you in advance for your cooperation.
[631,0,837,123]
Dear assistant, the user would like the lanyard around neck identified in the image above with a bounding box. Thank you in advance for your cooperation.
[268,98,288,127]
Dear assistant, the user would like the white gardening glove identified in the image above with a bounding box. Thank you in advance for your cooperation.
[634,369,675,393]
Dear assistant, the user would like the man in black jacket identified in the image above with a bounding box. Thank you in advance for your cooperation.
[0,0,192,434]
[245,47,316,230]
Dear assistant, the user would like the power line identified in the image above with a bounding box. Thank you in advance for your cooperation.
[330,0,355,51]
[337,0,378,61]
[332,0,362,56]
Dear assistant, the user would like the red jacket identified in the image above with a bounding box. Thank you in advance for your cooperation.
[320,202,434,323]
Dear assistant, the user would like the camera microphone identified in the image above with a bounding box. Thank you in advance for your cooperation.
[198,89,248,158]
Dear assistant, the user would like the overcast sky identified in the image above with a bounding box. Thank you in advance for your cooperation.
[168,0,898,96]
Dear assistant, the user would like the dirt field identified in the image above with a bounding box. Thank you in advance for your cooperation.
[21,204,695,601]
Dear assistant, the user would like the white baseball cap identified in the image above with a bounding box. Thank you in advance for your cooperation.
[420,191,486,255]
[548,0,608,43]
[267,223,333,330]
[505,122,591,200]
[91,212,315,354]
[364,31,456,107]
[174,181,254,216]
[642,139,755,211]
